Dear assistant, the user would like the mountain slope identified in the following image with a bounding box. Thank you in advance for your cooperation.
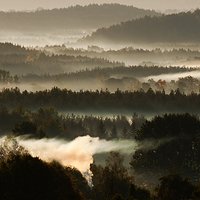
[84,10,200,44]
[0,4,159,33]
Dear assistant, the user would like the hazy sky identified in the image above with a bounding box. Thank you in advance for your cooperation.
[0,0,200,11]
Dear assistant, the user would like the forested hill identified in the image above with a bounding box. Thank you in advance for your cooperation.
[0,4,159,32]
[0,43,123,74]
[84,10,200,44]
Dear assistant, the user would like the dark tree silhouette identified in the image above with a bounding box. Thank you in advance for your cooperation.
[155,175,199,200]
[0,138,83,200]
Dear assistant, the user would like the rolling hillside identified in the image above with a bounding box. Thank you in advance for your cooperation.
[84,10,200,44]
[0,4,159,32]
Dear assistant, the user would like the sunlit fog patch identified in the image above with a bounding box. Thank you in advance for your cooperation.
[15,135,138,172]
[0,135,172,173]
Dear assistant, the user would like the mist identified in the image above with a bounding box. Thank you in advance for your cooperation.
[0,1,200,199]
[0,135,170,173]
[142,70,200,81]
[0,32,88,47]
[14,135,137,172]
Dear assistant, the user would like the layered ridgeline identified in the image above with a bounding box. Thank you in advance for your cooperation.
[1,66,197,93]
[0,43,123,74]
[44,46,200,66]
[84,10,200,45]
[0,4,159,32]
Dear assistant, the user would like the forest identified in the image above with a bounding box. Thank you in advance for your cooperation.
[0,107,146,139]
[1,42,200,200]
[0,4,159,32]
[43,45,200,66]
[1,2,200,200]
[1,88,200,113]
[18,68,200,93]
[85,10,200,45]
[0,43,123,74]
[1,113,200,199]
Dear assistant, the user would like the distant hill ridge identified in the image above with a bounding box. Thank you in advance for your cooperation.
[0,4,159,32]
[84,9,200,44]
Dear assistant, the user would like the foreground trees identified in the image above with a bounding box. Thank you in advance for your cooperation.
[0,138,200,200]
[155,175,200,200]
[0,139,84,200]
[131,114,200,186]
[1,112,200,199]
[91,152,151,200]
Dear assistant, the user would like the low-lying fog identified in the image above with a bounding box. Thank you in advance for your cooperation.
[142,70,200,81]
[0,31,90,47]
[0,81,105,93]
[2,30,200,51]
[1,71,200,100]
[1,135,171,175]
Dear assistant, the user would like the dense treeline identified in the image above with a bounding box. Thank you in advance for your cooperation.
[0,43,33,55]
[0,4,159,32]
[1,88,200,113]
[0,69,18,83]
[1,139,200,200]
[0,107,144,139]
[85,10,200,44]
[131,113,200,186]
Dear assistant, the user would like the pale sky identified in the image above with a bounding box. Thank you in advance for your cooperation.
[0,0,200,11]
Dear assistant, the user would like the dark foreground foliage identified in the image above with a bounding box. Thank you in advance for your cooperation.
[131,114,200,186]
[0,139,83,200]
[0,141,200,200]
